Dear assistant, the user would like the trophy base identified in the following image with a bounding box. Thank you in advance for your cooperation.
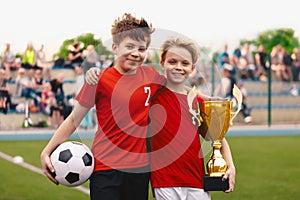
[203,175,229,191]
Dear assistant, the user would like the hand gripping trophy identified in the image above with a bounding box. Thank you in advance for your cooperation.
[188,85,242,191]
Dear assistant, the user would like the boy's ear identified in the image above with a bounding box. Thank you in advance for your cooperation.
[112,44,117,54]
[143,53,148,63]
[160,60,165,70]
[192,64,196,71]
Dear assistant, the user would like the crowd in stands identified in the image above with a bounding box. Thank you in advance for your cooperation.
[207,43,300,83]
[1,41,300,127]
[188,42,300,123]
[0,41,100,128]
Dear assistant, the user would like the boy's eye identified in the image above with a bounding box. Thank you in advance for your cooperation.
[182,61,190,66]
[126,45,134,49]
[168,59,177,65]
[138,47,146,52]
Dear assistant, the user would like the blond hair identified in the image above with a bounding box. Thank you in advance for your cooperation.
[160,37,199,64]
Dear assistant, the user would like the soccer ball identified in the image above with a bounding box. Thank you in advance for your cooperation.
[50,141,94,187]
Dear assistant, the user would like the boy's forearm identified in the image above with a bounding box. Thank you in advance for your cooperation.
[221,138,235,169]
[42,113,76,155]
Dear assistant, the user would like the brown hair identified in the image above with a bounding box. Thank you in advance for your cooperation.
[160,37,199,64]
[111,13,155,47]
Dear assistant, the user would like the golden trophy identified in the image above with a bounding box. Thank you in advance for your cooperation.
[191,85,242,191]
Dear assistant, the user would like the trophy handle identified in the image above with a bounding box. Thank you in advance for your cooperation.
[230,110,239,125]
[230,84,243,125]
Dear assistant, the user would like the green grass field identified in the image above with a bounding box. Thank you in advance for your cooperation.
[0,136,299,200]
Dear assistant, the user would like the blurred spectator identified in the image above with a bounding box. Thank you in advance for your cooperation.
[270,45,280,74]
[49,72,72,120]
[15,68,40,107]
[32,69,46,98]
[0,69,12,114]
[218,44,230,68]
[282,48,292,82]
[291,47,300,82]
[82,44,99,75]
[22,42,40,70]
[36,44,52,80]
[1,43,20,80]
[40,82,63,127]
[254,44,268,82]
[233,47,241,59]
[231,47,241,73]
[271,44,290,81]
[214,63,236,99]
[239,43,256,80]
[15,58,23,73]
[49,73,65,104]
[67,41,84,69]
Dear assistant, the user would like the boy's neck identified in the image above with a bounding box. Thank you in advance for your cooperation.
[113,66,137,75]
[166,82,187,95]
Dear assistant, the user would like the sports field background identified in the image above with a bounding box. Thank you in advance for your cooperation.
[0,133,300,199]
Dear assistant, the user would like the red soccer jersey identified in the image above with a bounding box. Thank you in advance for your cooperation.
[76,66,165,171]
[150,87,205,189]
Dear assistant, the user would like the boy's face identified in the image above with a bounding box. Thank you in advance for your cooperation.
[161,46,195,85]
[112,37,147,74]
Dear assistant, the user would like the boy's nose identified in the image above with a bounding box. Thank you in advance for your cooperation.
[174,63,183,70]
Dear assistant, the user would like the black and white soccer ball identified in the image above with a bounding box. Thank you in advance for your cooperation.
[50,141,94,187]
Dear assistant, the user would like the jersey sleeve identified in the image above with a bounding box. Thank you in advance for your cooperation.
[75,83,97,108]
[147,65,166,85]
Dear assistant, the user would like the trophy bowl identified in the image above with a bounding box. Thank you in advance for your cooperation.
[200,101,232,143]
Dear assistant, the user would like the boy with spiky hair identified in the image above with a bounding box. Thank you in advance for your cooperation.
[41,13,165,200]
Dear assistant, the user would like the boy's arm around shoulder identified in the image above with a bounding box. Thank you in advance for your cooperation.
[86,67,101,85]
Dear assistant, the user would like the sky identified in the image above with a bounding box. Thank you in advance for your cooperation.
[1,0,300,60]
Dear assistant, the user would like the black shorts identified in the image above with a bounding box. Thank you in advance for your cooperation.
[90,167,150,200]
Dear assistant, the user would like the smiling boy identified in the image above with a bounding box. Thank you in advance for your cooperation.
[149,37,235,200]
[41,13,165,200]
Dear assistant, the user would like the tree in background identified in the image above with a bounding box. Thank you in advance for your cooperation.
[256,28,299,54]
[54,33,112,61]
